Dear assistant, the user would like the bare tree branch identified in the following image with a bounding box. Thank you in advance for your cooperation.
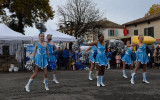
[58,0,103,37]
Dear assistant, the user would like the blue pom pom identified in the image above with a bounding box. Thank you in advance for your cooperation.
[47,61,56,72]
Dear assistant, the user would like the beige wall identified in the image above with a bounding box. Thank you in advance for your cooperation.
[102,28,124,40]
[126,19,160,39]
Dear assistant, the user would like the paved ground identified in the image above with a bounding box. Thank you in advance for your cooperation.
[0,69,160,100]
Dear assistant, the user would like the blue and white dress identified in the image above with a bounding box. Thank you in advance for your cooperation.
[96,42,108,66]
[48,43,57,63]
[35,42,48,69]
[89,46,97,63]
[122,47,132,65]
[136,43,149,64]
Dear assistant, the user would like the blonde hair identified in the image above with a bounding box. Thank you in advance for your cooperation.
[138,35,143,39]
[47,34,52,39]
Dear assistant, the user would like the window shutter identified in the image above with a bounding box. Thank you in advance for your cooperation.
[144,28,147,36]
[115,30,118,36]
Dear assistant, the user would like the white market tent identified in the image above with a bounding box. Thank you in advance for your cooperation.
[0,24,33,71]
[0,24,32,42]
[32,26,76,42]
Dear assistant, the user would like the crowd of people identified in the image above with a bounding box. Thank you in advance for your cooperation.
[106,44,160,69]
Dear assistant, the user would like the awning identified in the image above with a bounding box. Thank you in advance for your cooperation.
[132,36,156,44]
[31,26,76,43]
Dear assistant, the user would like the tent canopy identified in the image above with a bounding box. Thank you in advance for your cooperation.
[32,26,76,42]
[0,24,32,41]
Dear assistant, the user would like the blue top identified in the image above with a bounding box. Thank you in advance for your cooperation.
[136,43,149,64]
[122,47,132,65]
[89,46,97,63]
[96,42,108,66]
[62,49,70,58]
[125,48,132,56]
[48,43,57,63]
[35,42,48,69]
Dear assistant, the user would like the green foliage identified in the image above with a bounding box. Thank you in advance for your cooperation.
[145,4,160,17]
[1,0,54,34]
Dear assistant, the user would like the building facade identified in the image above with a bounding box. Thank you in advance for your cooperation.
[123,12,160,40]
[92,19,124,41]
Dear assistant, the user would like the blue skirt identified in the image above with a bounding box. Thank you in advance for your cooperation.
[96,54,108,66]
[136,52,149,64]
[35,54,48,69]
[122,54,131,65]
[49,54,57,63]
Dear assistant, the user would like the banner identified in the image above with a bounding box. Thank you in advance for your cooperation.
[26,45,35,62]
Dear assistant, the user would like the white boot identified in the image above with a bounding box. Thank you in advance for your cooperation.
[89,71,93,80]
[107,64,110,69]
[100,76,105,87]
[123,70,128,78]
[130,73,136,84]
[44,78,49,91]
[117,64,119,68]
[97,76,101,86]
[96,71,98,78]
[143,72,150,83]
[131,70,133,77]
[25,79,33,92]
[53,74,59,84]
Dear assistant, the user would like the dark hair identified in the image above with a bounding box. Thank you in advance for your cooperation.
[138,35,143,39]
[127,41,130,43]
[98,34,104,39]
[39,33,44,36]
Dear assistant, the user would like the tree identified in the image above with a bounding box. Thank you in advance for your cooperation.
[0,0,10,16]
[145,4,160,17]
[0,0,54,34]
[58,0,102,38]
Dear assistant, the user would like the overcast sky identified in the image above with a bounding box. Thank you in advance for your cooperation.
[25,0,160,36]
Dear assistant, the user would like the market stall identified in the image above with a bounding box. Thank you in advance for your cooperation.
[0,24,32,72]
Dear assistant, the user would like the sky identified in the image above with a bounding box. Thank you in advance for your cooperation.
[25,0,160,36]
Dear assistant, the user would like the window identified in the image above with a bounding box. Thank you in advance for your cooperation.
[134,30,138,35]
[127,30,129,34]
[108,30,115,36]
[144,27,154,37]
[110,30,114,36]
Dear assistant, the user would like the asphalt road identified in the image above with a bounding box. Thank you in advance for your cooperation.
[0,69,160,100]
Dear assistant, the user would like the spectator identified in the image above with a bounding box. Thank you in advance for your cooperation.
[57,50,63,70]
[153,45,160,69]
[110,49,117,69]
[150,45,155,68]
[62,48,70,70]
[115,52,121,68]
